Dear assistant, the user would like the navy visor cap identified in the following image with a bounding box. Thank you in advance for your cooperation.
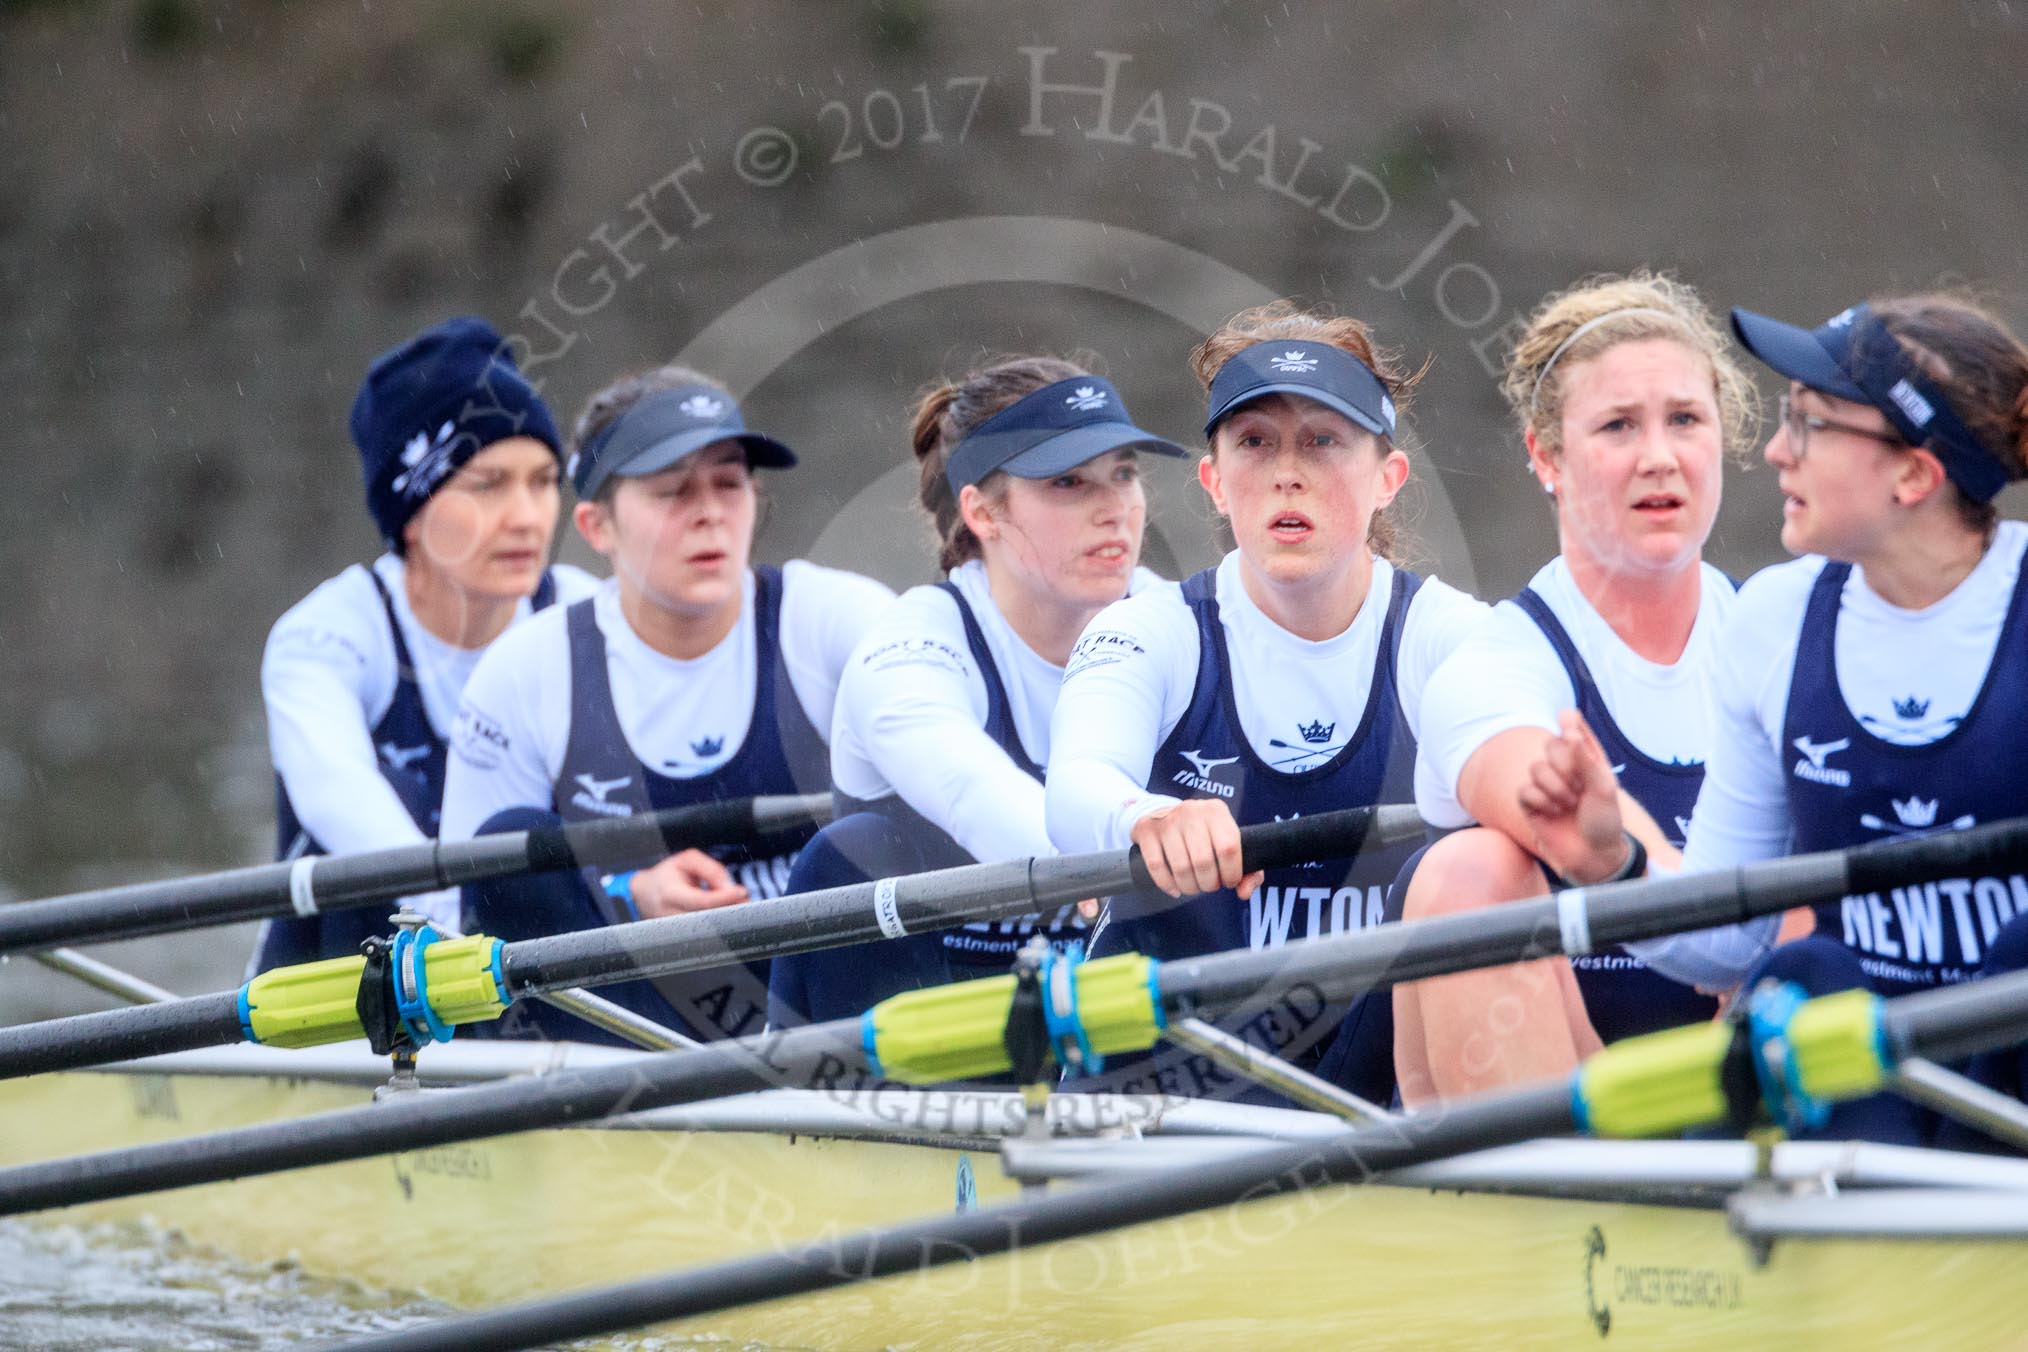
[1204,341,1398,439]
[569,386,797,500]
[1732,303,2012,504]
[943,376,1188,494]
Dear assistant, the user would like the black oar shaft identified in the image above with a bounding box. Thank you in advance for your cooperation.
[336,1082,1578,1352]
[0,1020,862,1216]
[0,795,829,956]
[0,994,246,1083]
[1165,858,1851,1013]
[504,834,1165,993]
[504,807,1413,993]
[1886,970,2028,1066]
[1166,833,1974,1020]
[0,807,1411,1084]
[0,845,424,953]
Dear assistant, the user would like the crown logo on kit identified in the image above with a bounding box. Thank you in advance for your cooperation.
[391,420,459,499]
[691,736,725,758]
[680,394,725,420]
[1893,694,1931,720]
[1065,386,1108,412]
[1298,719,1336,744]
[1269,349,1318,374]
[1892,796,1940,829]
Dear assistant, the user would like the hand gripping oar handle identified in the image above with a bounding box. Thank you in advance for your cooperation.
[502,802,1423,994]
[0,793,833,956]
[0,805,1423,1082]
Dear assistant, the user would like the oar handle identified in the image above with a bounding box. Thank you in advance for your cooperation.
[1847,816,2028,894]
[1220,806,1413,885]
[503,805,1427,996]
[536,792,829,876]
[0,793,835,955]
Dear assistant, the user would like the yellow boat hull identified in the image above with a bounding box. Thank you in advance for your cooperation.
[4,1067,2024,1350]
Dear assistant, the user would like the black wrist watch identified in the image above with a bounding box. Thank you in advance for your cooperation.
[1601,830,1647,884]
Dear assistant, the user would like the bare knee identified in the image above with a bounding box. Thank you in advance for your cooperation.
[1399,829,1543,923]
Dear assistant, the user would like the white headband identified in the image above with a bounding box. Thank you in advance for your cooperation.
[1527,307,1680,416]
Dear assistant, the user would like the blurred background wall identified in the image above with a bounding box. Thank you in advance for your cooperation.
[2,1,2025,1007]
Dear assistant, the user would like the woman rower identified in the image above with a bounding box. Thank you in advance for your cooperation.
[254,316,597,972]
[767,358,1185,1027]
[1536,293,2028,1144]
[1046,303,1486,1103]
[1390,274,1756,1105]
[441,363,893,1044]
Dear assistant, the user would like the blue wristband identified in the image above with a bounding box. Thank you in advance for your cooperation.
[601,871,640,921]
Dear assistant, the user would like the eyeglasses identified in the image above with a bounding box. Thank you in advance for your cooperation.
[1778,393,1907,460]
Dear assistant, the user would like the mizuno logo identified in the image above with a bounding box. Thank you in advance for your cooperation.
[1182,750,1239,779]
[1894,694,1931,720]
[1269,349,1318,373]
[1887,379,1934,428]
[1792,734,1852,788]
[574,772,629,801]
[1172,749,1240,799]
[679,394,725,420]
[570,772,634,817]
[1828,306,1859,328]
[1064,385,1108,412]
[1892,796,1940,829]
[379,741,432,771]
[690,736,724,758]
[1792,736,1849,769]
[1298,719,1335,745]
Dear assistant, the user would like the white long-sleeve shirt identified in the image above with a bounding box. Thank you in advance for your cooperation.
[1632,521,2028,989]
[260,554,600,925]
[442,561,894,841]
[828,560,1163,863]
[1045,552,1487,855]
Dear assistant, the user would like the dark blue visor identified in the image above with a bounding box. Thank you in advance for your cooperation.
[943,376,1187,494]
[569,386,797,500]
[1732,304,2012,504]
[1204,340,1398,439]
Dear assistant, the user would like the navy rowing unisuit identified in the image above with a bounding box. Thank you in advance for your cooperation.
[1088,565,1422,1101]
[254,567,560,972]
[1507,587,1721,1039]
[769,580,1092,1029]
[1785,560,2028,994]
[527,567,829,1042]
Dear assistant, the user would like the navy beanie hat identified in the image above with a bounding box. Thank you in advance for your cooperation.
[349,316,564,546]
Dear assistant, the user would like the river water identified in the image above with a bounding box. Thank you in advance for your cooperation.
[0,1216,449,1350]
[0,1217,721,1350]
